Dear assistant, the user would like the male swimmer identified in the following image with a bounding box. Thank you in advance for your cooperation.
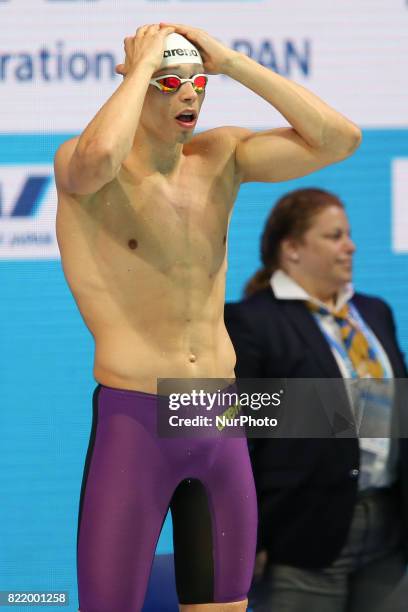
[54,24,361,612]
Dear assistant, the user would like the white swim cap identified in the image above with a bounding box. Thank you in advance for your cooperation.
[159,33,203,69]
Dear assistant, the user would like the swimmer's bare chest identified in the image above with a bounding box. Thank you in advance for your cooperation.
[56,132,241,387]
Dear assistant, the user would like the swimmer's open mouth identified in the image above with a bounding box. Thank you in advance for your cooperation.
[175,110,197,126]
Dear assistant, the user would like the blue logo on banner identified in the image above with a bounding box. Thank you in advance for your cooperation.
[0,175,51,217]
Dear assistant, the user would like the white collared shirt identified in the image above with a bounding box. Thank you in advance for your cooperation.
[270,269,397,489]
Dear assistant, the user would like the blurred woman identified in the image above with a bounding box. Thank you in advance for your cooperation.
[225,188,408,612]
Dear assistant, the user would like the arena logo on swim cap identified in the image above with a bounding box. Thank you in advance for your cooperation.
[163,48,200,59]
[159,33,203,68]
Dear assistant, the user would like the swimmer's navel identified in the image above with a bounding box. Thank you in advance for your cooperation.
[128,238,138,250]
[189,353,197,363]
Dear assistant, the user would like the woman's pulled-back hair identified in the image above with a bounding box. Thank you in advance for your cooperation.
[244,188,344,297]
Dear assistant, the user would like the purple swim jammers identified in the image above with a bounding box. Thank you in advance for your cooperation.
[76,384,257,611]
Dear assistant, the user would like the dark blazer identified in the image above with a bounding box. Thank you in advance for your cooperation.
[225,288,408,568]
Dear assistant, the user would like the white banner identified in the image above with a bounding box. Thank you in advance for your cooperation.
[0,0,407,132]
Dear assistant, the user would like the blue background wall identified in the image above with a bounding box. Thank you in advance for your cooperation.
[1,129,407,610]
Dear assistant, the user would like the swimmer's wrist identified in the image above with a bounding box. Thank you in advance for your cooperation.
[222,51,252,78]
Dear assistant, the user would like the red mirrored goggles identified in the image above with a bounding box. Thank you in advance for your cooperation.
[149,73,208,94]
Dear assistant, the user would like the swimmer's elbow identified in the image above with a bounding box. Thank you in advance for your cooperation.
[323,123,362,161]
[339,125,362,157]
[347,125,363,154]
[76,139,119,181]
[65,140,119,195]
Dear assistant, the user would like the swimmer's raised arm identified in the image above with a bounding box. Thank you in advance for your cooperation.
[54,24,174,195]
[163,23,362,183]
[227,52,362,183]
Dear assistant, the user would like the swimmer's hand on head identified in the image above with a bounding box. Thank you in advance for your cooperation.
[54,24,179,196]
[158,22,235,75]
[161,22,362,183]
[115,24,176,78]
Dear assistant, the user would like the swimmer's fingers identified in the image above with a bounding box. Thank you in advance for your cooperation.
[124,36,132,55]
[159,22,204,44]
[120,25,175,76]
[158,25,176,37]
[118,36,133,77]
[153,25,176,41]
[135,24,154,37]
[159,22,202,33]
[135,24,173,38]
[159,22,211,43]
[159,22,234,75]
